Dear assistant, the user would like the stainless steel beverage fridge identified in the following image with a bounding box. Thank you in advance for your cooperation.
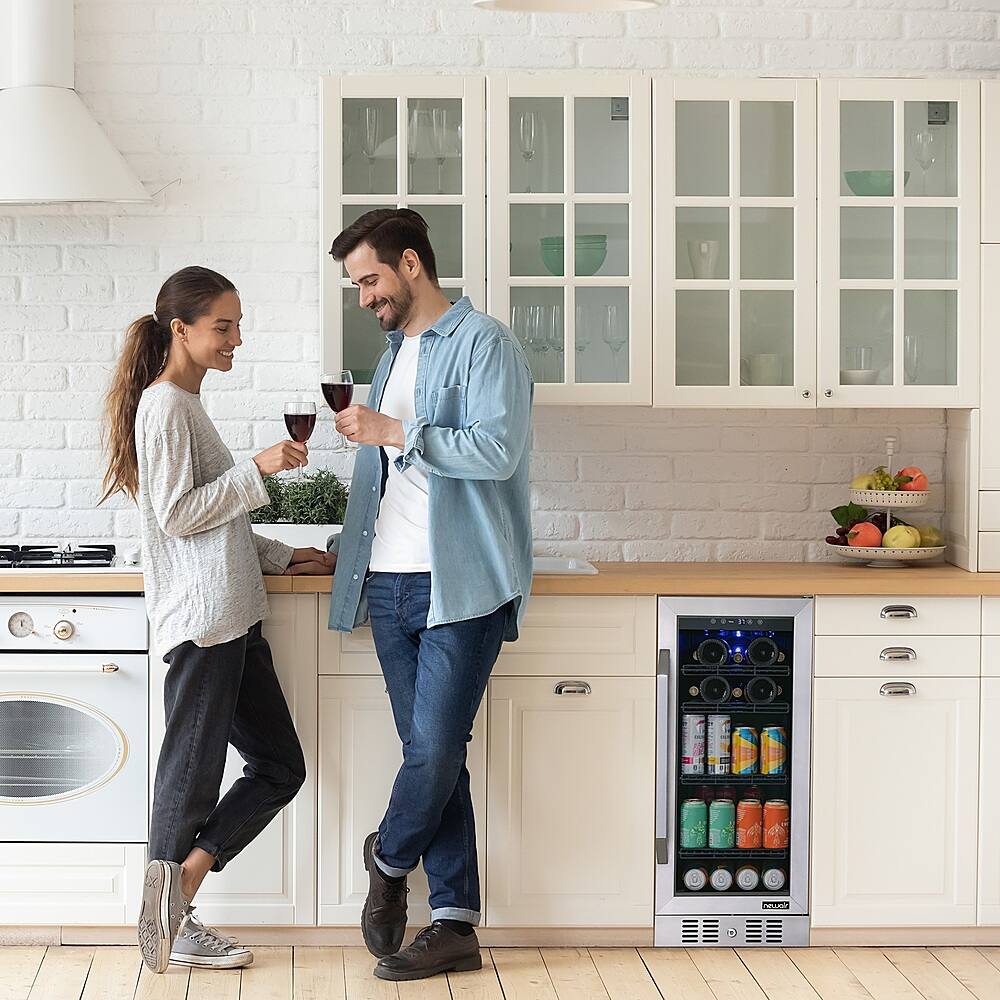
[655,597,812,947]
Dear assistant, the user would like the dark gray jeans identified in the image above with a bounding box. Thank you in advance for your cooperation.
[148,621,305,872]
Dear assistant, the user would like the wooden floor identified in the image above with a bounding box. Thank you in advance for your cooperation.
[3,945,1000,999]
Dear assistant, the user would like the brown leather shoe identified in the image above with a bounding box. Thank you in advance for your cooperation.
[361,832,408,958]
[373,922,482,981]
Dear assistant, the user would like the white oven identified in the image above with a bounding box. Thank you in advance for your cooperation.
[0,596,148,842]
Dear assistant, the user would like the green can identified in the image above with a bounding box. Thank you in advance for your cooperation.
[709,798,736,849]
[680,798,708,848]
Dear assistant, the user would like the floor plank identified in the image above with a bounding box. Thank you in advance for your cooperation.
[396,972,452,999]
[79,947,142,1000]
[976,947,1000,974]
[540,948,609,1000]
[589,948,659,1000]
[883,948,977,1000]
[448,948,504,1000]
[737,950,821,1000]
[294,946,346,1000]
[834,948,925,1000]
[242,947,294,1000]
[343,947,398,1000]
[133,964,191,1000]
[0,947,47,1000]
[638,947,716,1000]
[26,948,94,1000]
[491,948,559,1000]
[931,948,1000,1000]
[187,964,240,1000]
[689,948,769,1000]
[785,949,875,1000]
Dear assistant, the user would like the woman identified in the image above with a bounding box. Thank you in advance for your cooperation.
[101,266,334,974]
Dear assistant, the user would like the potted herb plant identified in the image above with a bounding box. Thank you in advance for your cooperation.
[249,468,348,550]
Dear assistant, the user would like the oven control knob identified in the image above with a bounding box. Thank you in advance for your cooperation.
[53,620,75,640]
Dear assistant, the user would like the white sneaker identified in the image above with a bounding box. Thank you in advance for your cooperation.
[137,860,187,974]
[169,906,254,969]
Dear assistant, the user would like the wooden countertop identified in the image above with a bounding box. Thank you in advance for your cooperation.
[4,562,1000,596]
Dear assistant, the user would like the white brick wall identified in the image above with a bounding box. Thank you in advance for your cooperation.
[0,1,978,557]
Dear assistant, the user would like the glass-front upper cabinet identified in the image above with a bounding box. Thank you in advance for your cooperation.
[321,76,485,386]
[818,80,979,407]
[653,79,817,407]
[487,75,652,404]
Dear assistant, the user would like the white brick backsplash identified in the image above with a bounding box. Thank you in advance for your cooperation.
[0,3,961,557]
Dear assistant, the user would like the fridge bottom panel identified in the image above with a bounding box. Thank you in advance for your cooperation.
[655,914,810,948]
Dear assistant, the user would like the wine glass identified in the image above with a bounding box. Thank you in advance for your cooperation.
[904,332,920,384]
[575,304,593,381]
[545,305,564,383]
[522,304,545,382]
[431,107,449,195]
[283,401,316,479]
[362,105,380,195]
[912,127,939,195]
[519,111,538,194]
[407,107,420,193]
[321,370,355,451]
[602,304,627,382]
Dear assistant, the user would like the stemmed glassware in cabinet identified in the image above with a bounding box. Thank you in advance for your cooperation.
[603,304,627,382]
[519,111,538,194]
[911,127,939,195]
[362,105,380,195]
[545,306,564,383]
[431,107,449,195]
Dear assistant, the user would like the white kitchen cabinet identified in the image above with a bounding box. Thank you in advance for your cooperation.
[811,675,980,926]
[488,74,652,404]
[981,81,1000,241]
[318,675,486,925]
[653,78,817,407]
[818,79,980,407]
[486,675,654,927]
[978,677,1000,924]
[321,74,486,385]
[149,594,319,926]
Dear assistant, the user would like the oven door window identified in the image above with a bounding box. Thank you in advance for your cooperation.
[0,695,127,803]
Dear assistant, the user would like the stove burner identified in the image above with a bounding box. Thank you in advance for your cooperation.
[0,544,117,569]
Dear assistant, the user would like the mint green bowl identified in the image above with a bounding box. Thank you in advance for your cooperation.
[540,235,608,277]
[844,170,911,196]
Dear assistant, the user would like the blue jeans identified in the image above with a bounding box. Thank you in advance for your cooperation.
[366,572,508,925]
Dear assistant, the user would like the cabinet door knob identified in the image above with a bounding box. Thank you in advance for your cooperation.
[824,389,833,397]
[880,681,916,697]
[881,604,917,619]
[802,389,811,398]
[554,681,592,696]
[879,646,917,661]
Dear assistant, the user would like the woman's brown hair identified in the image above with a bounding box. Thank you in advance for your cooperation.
[100,266,237,503]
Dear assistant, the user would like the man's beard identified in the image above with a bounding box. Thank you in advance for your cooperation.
[372,283,413,331]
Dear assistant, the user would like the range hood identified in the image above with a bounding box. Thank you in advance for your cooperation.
[0,0,149,203]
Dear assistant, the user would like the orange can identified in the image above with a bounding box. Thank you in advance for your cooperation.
[736,798,763,848]
[763,799,790,849]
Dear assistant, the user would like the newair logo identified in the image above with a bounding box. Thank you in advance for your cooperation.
[761,901,790,910]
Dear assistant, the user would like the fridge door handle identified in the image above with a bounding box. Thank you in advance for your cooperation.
[655,651,670,863]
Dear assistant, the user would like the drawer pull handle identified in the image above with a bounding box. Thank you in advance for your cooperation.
[879,647,916,662]
[554,681,592,696]
[880,682,916,698]
[880,605,918,620]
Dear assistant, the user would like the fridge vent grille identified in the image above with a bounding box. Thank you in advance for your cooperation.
[681,918,719,944]
[746,919,784,944]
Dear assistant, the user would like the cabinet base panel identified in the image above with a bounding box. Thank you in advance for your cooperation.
[656,915,809,948]
[810,926,1000,946]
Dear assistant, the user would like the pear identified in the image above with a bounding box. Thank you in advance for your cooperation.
[883,524,921,548]
[850,473,877,490]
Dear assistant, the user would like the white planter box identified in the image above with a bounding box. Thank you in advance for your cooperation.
[253,523,342,550]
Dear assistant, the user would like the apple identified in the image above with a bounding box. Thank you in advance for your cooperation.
[896,465,929,491]
[847,522,882,547]
[883,524,921,548]
[850,473,876,490]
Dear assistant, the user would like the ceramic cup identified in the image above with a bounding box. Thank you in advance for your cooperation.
[687,239,720,280]
[749,353,783,385]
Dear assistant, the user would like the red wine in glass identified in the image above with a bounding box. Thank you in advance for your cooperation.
[321,381,354,412]
[284,412,316,443]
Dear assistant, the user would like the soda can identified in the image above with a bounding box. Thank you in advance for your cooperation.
[760,726,788,776]
[736,798,763,849]
[683,866,708,891]
[710,866,733,891]
[763,867,786,891]
[706,714,731,775]
[708,798,735,849]
[732,726,759,775]
[736,865,760,891]
[763,799,790,849]
[682,714,706,775]
[680,798,708,849]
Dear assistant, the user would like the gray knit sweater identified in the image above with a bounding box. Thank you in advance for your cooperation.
[135,382,293,656]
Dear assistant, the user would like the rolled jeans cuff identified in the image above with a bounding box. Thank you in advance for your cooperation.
[431,906,480,926]
[374,848,416,880]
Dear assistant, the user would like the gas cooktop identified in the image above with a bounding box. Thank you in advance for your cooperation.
[0,543,138,571]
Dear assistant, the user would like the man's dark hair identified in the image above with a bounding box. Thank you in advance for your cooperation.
[329,208,439,283]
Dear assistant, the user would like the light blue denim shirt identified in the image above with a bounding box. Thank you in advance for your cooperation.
[327,297,534,642]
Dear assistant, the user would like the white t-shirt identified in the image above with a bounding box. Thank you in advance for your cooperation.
[369,333,431,572]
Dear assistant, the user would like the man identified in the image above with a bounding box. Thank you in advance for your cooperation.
[323,208,533,981]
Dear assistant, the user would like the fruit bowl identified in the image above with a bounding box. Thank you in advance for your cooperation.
[826,541,945,567]
[849,488,929,507]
